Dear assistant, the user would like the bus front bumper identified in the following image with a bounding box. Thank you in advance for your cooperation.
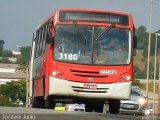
[49,76,132,100]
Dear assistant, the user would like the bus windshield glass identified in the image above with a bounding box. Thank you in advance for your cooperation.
[53,24,131,65]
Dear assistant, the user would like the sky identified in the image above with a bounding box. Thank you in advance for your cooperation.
[0,0,160,51]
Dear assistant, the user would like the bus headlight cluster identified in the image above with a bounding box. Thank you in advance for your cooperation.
[126,76,131,81]
[52,71,57,76]
[52,70,63,79]
[119,75,131,82]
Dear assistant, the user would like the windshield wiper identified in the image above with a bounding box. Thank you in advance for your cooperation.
[95,24,115,41]
[72,21,87,55]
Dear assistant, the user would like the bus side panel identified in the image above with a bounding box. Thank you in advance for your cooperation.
[33,54,46,97]
[33,78,44,97]
[45,45,52,96]
[40,54,47,77]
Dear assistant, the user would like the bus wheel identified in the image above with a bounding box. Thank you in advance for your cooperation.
[45,98,50,109]
[108,99,120,114]
[85,102,94,112]
[32,97,41,108]
[94,102,104,113]
[45,96,55,109]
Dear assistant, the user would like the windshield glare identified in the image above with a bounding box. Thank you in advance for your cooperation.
[53,24,131,65]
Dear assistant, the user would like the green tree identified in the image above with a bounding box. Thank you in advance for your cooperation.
[0,80,26,106]
[0,57,10,63]
[0,39,4,50]
[135,26,160,58]
[16,46,31,73]
[0,39,5,56]
[132,77,142,88]
[134,66,146,79]
[2,50,13,57]
[136,26,148,50]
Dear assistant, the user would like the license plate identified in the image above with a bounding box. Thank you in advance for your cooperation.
[83,84,97,89]
[123,104,134,109]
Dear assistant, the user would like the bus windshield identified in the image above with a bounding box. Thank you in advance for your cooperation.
[53,24,131,65]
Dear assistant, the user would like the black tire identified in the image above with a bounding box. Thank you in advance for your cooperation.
[40,97,45,108]
[108,99,120,114]
[94,102,104,113]
[32,97,45,108]
[32,97,41,108]
[45,96,55,109]
[85,102,94,112]
[85,101,104,113]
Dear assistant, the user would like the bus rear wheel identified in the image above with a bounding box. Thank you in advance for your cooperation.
[85,101,104,113]
[32,97,45,108]
[32,97,40,108]
[108,99,120,114]
[45,96,56,109]
[85,102,94,112]
[94,102,104,113]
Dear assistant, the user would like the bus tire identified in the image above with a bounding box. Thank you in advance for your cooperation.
[94,102,104,113]
[108,99,120,114]
[32,97,41,108]
[45,98,50,109]
[45,96,55,109]
[85,102,94,112]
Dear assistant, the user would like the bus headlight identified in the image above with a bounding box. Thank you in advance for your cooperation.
[52,71,57,76]
[126,76,131,81]
[118,75,131,82]
[52,69,65,79]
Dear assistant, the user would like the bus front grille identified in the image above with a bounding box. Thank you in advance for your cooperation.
[70,69,108,78]
[71,69,99,74]
[71,86,108,93]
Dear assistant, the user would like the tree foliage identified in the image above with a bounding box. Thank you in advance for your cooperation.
[134,26,160,79]
[136,26,148,50]
[135,26,160,57]
[1,50,13,57]
[0,39,4,50]
[0,80,26,106]
[134,66,145,79]
[0,57,10,63]
[16,46,31,73]
[0,39,5,56]
[132,78,142,88]
[132,72,143,88]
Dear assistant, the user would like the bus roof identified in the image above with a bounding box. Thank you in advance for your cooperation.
[35,8,132,30]
[55,8,132,16]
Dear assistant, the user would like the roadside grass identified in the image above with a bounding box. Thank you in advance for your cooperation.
[141,82,159,93]
[134,50,146,70]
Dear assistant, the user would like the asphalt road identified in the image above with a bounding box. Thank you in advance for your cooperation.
[0,107,159,120]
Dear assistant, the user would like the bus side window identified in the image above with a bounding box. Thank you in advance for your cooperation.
[39,29,43,55]
[42,26,46,54]
[35,30,40,58]
[41,27,44,54]
[37,30,41,57]
[43,25,47,53]
[34,32,38,58]
[45,24,49,50]
[34,39,37,58]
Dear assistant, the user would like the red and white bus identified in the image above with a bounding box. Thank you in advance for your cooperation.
[29,8,137,114]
